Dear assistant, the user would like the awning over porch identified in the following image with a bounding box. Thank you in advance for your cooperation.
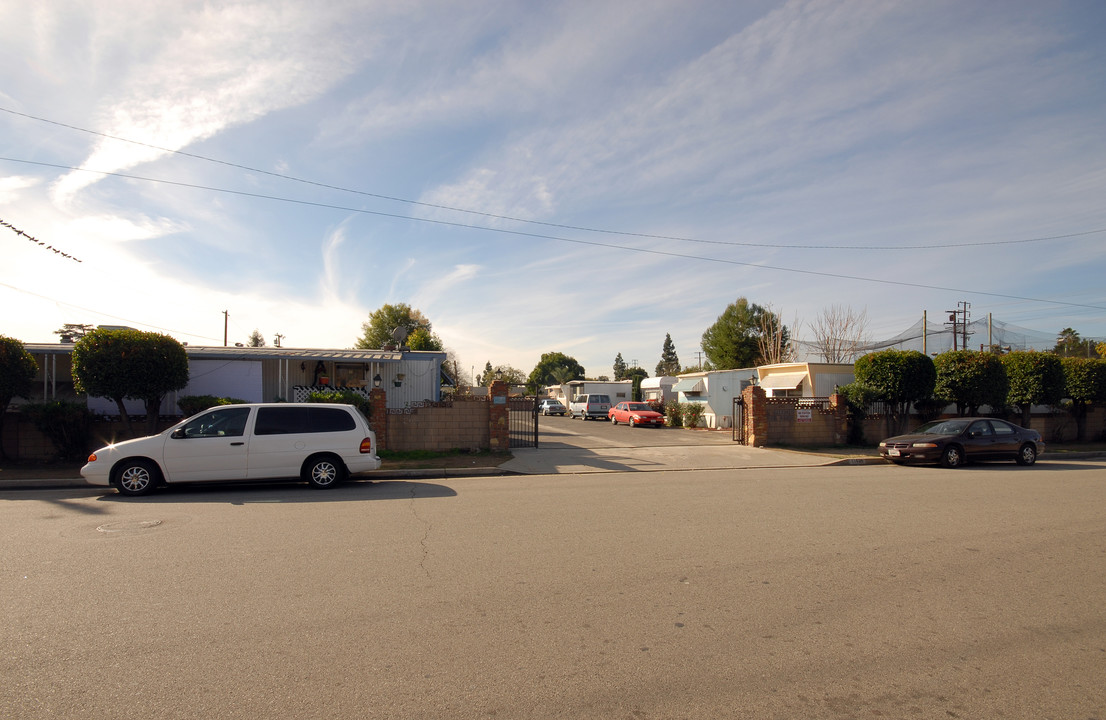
[757,371,807,390]
[673,377,706,393]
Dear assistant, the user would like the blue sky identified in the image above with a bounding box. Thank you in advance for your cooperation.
[2,0,1105,381]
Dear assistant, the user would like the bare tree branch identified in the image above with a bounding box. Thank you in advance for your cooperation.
[810,305,870,362]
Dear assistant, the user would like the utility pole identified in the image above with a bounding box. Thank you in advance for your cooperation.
[223,310,229,347]
[273,333,284,348]
[959,301,971,350]
[944,302,971,352]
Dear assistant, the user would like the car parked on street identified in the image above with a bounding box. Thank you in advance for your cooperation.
[538,399,567,416]
[81,403,382,496]
[879,417,1043,468]
[569,394,612,420]
[608,401,666,428]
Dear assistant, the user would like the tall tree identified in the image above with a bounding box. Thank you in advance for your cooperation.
[625,366,649,401]
[54,323,94,343]
[1053,328,1098,358]
[933,350,1009,417]
[613,353,627,381]
[810,305,870,362]
[701,298,783,369]
[1001,351,1065,427]
[756,304,795,365]
[655,334,680,376]
[247,329,266,347]
[527,352,585,393]
[355,303,434,349]
[71,328,190,437]
[0,336,39,460]
[407,326,444,351]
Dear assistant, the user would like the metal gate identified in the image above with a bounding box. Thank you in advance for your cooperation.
[508,396,538,448]
[731,396,746,444]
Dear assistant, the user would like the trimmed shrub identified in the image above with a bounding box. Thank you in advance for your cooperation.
[177,395,247,417]
[306,389,373,418]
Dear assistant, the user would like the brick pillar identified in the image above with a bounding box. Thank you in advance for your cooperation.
[829,393,848,445]
[369,387,388,451]
[743,385,768,446]
[488,380,509,451]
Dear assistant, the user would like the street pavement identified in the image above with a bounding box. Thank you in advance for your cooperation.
[4,413,1101,490]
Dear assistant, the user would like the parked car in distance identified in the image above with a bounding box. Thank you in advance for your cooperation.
[81,403,382,496]
[608,401,665,428]
[538,399,567,416]
[569,394,612,420]
[879,417,1043,468]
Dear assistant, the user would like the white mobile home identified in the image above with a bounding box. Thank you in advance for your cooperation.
[640,376,678,405]
[756,362,855,398]
[673,368,757,429]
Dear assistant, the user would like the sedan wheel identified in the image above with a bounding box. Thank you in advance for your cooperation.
[610,416,617,425]
[115,460,158,496]
[940,445,964,469]
[1015,443,1037,466]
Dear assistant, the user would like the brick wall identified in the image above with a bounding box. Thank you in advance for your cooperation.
[383,398,491,452]
[739,388,847,447]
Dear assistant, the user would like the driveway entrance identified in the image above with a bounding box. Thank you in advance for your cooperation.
[507,414,827,474]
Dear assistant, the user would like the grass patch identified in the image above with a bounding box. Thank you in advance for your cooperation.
[377,448,512,469]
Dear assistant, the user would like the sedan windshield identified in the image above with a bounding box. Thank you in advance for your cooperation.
[913,419,971,435]
[627,403,652,411]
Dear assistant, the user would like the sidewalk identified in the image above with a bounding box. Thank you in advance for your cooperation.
[0,445,880,491]
[4,447,1101,491]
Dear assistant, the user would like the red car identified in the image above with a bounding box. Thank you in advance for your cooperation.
[608,402,665,428]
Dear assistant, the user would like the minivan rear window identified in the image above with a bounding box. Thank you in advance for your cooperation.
[255,406,357,435]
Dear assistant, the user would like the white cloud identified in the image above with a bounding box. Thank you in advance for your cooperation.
[50,1,363,204]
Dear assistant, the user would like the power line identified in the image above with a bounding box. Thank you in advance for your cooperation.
[4,156,1105,314]
[0,280,223,342]
[2,106,1104,251]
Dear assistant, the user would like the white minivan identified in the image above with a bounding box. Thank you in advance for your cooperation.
[81,403,382,496]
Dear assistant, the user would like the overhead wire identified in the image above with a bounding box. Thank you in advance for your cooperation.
[2,106,1104,251]
[4,156,1106,314]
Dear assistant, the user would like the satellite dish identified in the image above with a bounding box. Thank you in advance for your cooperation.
[391,326,409,344]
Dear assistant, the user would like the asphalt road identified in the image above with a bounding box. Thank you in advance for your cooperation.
[3,460,1104,719]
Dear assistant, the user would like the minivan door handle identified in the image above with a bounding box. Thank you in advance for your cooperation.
[230,441,245,446]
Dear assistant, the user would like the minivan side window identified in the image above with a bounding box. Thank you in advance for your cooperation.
[180,406,251,438]
[255,406,356,435]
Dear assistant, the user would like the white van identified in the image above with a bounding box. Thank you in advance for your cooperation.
[81,403,381,496]
[569,394,612,420]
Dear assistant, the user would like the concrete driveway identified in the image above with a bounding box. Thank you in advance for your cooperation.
[502,414,844,474]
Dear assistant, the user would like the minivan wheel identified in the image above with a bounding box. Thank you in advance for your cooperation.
[1015,443,1037,466]
[304,455,347,489]
[115,459,159,496]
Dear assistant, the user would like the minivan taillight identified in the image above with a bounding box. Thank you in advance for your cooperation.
[359,437,373,454]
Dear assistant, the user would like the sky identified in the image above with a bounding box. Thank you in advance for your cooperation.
[2,0,1105,382]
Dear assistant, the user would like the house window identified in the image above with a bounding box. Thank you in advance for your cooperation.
[334,363,366,388]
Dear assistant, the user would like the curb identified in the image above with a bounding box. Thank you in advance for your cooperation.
[0,466,515,491]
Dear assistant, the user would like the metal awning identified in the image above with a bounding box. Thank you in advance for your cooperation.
[757,371,807,390]
[673,377,706,393]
